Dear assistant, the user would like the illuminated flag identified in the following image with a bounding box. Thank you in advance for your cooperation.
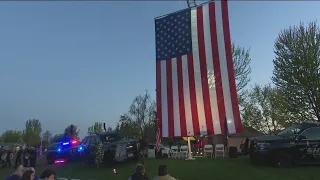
[155,0,242,138]
[156,128,161,153]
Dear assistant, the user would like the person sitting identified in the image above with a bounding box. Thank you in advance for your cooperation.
[128,164,149,180]
[152,165,176,180]
[21,170,35,180]
[39,168,56,180]
[28,167,40,180]
[5,164,24,180]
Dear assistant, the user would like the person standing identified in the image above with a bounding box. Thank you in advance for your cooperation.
[23,147,30,167]
[15,148,22,167]
[29,148,37,167]
[0,148,4,168]
[1,150,7,168]
[5,149,12,168]
[244,137,249,155]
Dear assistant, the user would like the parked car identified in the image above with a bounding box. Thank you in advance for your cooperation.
[250,122,320,167]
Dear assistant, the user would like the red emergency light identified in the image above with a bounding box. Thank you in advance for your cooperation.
[54,160,65,164]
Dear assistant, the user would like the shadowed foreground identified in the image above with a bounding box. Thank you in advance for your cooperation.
[1,158,319,180]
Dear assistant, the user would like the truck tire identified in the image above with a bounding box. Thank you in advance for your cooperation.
[273,152,293,168]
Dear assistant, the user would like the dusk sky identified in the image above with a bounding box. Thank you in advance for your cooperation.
[1,1,319,138]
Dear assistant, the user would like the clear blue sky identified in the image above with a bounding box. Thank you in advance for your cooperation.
[1,1,320,138]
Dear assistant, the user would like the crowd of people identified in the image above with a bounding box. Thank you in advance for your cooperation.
[0,146,38,169]
[5,164,56,180]
[128,164,176,180]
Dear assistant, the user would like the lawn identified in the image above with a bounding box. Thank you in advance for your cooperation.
[1,157,319,180]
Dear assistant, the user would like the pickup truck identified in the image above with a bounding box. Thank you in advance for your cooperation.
[82,132,139,164]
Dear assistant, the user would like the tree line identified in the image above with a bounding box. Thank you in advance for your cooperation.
[1,21,320,145]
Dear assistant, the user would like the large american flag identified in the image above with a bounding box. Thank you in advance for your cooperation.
[155,0,242,138]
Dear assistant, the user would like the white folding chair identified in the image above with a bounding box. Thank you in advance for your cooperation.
[215,144,225,158]
[203,144,213,158]
[170,146,179,159]
[178,145,188,159]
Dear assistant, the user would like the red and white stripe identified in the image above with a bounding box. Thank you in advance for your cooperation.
[156,128,161,152]
[156,0,242,138]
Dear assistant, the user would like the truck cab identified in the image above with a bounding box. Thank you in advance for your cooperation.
[249,122,320,167]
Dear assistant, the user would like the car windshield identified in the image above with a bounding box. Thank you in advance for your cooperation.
[277,124,303,138]
[99,134,120,143]
[48,143,60,150]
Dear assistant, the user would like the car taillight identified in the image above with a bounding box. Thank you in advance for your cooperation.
[54,160,65,164]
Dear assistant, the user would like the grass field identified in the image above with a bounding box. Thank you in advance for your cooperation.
[1,157,319,180]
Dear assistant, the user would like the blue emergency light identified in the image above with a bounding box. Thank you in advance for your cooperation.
[62,142,70,145]
[78,146,84,152]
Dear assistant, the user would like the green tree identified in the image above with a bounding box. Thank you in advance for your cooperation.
[272,21,320,122]
[115,123,120,133]
[42,130,52,144]
[87,122,103,135]
[51,133,65,143]
[23,119,42,146]
[119,91,156,139]
[242,84,284,133]
[118,116,140,138]
[64,125,79,138]
[232,43,252,106]
[107,126,113,132]
[2,130,23,143]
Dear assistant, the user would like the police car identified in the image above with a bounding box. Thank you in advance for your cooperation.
[46,139,84,164]
[249,122,320,167]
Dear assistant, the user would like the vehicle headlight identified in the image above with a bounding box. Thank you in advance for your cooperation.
[257,143,271,151]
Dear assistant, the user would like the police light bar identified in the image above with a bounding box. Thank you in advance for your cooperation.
[71,140,78,144]
[62,142,69,145]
